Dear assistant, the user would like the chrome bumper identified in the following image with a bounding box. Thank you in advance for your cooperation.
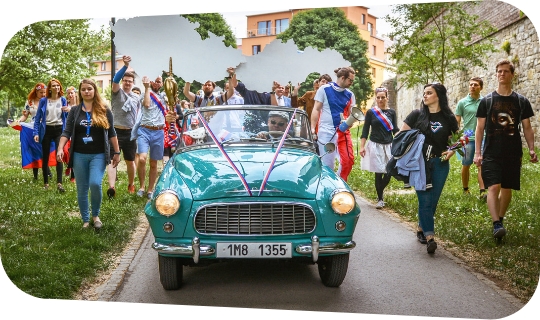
[152,235,355,263]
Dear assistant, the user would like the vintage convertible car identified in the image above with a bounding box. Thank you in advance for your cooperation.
[145,105,361,290]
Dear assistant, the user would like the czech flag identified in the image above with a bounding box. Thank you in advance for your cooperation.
[8,119,57,169]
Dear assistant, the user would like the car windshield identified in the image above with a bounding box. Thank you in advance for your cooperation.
[179,106,315,149]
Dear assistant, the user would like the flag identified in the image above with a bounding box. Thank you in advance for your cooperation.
[8,120,57,169]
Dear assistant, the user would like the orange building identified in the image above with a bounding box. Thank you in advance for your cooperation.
[240,6,390,108]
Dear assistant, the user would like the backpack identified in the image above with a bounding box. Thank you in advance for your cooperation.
[484,91,526,131]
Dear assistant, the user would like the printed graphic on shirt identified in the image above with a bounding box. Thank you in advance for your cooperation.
[490,99,518,137]
[430,121,442,133]
[80,118,92,127]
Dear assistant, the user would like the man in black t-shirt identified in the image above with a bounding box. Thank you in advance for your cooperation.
[474,59,538,239]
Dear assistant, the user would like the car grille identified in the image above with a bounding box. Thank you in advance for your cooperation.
[194,203,316,235]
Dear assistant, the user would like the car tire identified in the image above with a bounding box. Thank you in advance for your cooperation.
[317,253,349,287]
[158,255,183,290]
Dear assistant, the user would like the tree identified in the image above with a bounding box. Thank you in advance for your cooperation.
[276,8,373,105]
[385,2,497,88]
[0,19,108,107]
[181,13,237,48]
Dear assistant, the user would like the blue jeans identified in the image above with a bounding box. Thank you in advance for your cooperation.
[415,157,450,236]
[72,152,106,222]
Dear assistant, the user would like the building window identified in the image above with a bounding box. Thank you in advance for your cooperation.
[252,45,261,55]
[100,62,106,71]
[257,21,272,35]
[97,80,103,90]
[362,14,366,25]
[372,68,376,77]
[367,23,373,36]
[275,18,289,34]
[372,45,376,55]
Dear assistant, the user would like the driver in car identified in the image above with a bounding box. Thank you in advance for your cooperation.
[255,111,290,140]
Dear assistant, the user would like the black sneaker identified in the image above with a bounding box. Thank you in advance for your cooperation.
[417,231,427,244]
[493,222,506,238]
[107,187,116,199]
[426,239,437,254]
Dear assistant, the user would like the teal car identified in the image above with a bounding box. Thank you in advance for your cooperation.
[145,105,360,290]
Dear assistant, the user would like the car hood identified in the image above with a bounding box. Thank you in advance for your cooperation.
[172,147,321,200]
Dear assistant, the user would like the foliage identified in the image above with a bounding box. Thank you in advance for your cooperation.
[384,2,497,88]
[501,40,511,55]
[181,13,237,49]
[0,19,109,107]
[276,8,373,106]
[348,125,540,302]
[0,127,144,299]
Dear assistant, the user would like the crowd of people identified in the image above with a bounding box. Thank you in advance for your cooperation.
[13,58,536,243]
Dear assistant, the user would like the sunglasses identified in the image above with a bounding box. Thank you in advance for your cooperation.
[375,87,388,93]
[270,120,286,127]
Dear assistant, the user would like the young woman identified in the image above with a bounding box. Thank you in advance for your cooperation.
[33,78,68,192]
[19,83,47,180]
[65,86,78,182]
[359,86,399,209]
[399,83,459,254]
[57,79,120,229]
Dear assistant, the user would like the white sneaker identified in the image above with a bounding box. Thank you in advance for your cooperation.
[375,200,385,209]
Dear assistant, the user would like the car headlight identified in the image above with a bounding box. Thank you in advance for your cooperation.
[155,191,180,217]
[330,190,355,215]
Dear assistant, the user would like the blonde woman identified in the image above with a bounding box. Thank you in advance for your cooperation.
[57,79,120,229]
[64,86,78,182]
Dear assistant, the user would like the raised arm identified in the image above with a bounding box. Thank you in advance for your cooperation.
[183,81,196,102]
[142,76,151,108]
[112,55,130,93]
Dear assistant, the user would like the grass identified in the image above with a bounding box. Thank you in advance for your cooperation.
[0,127,145,299]
[0,125,538,302]
[347,126,540,302]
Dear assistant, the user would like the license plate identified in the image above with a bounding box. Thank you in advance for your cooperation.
[216,242,292,258]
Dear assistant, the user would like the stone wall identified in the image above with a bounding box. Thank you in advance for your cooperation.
[393,0,540,148]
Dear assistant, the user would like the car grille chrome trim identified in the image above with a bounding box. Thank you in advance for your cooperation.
[194,202,316,235]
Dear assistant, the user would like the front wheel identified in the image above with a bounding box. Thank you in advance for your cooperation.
[158,255,183,290]
[317,253,349,287]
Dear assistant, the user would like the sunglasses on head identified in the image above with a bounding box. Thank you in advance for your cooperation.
[270,120,286,127]
[375,87,388,93]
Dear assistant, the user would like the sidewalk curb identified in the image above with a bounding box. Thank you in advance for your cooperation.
[96,218,149,301]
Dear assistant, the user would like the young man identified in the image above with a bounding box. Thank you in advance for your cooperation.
[136,76,176,199]
[311,67,356,182]
[106,55,141,197]
[183,79,233,107]
[473,59,538,239]
[455,77,486,200]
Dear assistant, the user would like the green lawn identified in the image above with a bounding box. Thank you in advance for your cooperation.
[347,126,540,302]
[0,127,145,299]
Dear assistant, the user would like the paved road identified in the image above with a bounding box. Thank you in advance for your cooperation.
[104,195,524,318]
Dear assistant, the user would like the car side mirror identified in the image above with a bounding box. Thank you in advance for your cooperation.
[319,142,336,159]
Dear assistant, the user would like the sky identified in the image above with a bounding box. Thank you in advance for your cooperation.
[1,1,540,320]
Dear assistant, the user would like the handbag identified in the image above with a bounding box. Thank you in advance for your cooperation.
[391,129,419,159]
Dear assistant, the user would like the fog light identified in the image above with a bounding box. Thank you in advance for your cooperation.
[335,220,346,232]
[163,222,174,233]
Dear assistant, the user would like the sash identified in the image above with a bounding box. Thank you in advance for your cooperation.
[372,106,393,131]
[149,91,167,117]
